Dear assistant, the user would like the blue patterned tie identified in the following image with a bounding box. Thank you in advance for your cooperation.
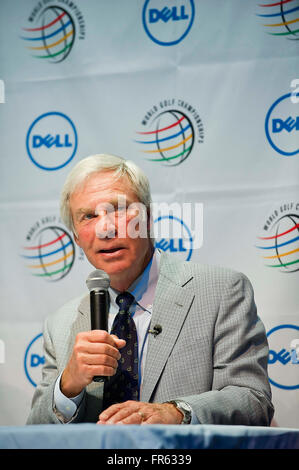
[103,292,139,409]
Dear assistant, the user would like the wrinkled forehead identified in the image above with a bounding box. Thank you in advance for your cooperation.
[70,170,139,204]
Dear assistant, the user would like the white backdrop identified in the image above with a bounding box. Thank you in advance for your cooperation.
[0,0,298,427]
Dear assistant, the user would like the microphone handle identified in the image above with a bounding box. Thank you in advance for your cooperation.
[90,290,109,330]
[90,290,109,382]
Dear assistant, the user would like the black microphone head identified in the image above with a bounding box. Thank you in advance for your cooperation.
[86,269,110,291]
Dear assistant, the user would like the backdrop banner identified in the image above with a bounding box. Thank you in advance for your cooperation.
[0,0,298,427]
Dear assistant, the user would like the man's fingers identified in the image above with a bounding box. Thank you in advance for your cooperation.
[74,332,124,360]
[88,364,117,377]
[97,402,183,425]
[111,335,126,349]
[79,330,125,350]
[98,402,152,424]
[85,331,126,353]
[140,414,159,424]
[100,409,145,425]
[87,330,119,346]
[99,403,124,422]
[79,341,121,359]
[120,411,145,424]
[99,401,136,422]
[101,407,138,424]
[80,353,118,368]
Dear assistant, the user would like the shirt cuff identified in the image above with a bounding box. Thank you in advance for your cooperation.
[54,373,85,422]
[190,408,200,424]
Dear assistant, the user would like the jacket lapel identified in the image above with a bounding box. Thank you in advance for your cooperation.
[72,294,90,334]
[141,253,195,402]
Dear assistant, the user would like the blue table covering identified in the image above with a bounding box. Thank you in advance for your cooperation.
[0,424,298,449]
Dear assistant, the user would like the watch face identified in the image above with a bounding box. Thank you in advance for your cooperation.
[166,400,191,423]
[176,401,191,424]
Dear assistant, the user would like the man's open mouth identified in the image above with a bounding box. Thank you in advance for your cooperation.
[99,247,124,254]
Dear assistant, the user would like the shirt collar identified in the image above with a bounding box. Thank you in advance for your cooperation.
[109,249,161,314]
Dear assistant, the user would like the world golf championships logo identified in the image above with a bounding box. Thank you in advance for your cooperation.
[265,92,299,156]
[142,0,195,46]
[26,111,78,171]
[135,99,204,166]
[257,0,299,39]
[21,216,76,282]
[21,2,85,62]
[256,203,299,272]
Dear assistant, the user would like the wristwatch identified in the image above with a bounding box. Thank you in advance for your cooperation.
[166,400,192,424]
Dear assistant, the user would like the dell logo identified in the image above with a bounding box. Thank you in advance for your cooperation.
[155,238,188,253]
[30,353,45,367]
[142,0,195,47]
[149,6,189,23]
[26,111,78,171]
[24,333,44,387]
[272,116,299,133]
[32,134,73,148]
[269,348,299,365]
[265,93,299,156]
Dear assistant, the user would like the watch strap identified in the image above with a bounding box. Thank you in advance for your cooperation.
[165,400,192,424]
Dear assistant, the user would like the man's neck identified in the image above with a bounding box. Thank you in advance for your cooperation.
[110,245,154,292]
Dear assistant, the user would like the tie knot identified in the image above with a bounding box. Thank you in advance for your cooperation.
[116,292,135,313]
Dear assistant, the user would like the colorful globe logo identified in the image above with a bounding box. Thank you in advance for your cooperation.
[135,110,195,166]
[21,6,76,62]
[256,214,299,272]
[257,0,299,39]
[22,226,75,281]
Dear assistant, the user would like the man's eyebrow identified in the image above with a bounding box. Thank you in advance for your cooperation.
[74,197,131,217]
[95,197,130,209]
[73,208,93,218]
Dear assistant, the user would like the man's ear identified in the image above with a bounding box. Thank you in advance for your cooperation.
[73,232,80,247]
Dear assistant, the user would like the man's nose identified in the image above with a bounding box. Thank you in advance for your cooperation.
[95,213,117,239]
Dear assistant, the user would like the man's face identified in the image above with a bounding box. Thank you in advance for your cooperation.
[70,171,153,290]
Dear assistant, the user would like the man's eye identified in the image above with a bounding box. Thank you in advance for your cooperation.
[84,213,95,220]
[117,206,127,213]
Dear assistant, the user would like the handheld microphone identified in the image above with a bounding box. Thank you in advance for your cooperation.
[86,269,110,382]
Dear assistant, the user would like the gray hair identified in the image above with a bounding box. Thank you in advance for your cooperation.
[60,153,152,234]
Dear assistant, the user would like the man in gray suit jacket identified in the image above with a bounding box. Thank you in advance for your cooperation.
[27,154,274,426]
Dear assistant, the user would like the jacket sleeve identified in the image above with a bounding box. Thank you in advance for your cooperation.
[177,272,274,425]
[26,316,86,425]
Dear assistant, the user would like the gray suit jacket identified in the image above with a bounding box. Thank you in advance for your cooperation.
[27,253,274,425]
